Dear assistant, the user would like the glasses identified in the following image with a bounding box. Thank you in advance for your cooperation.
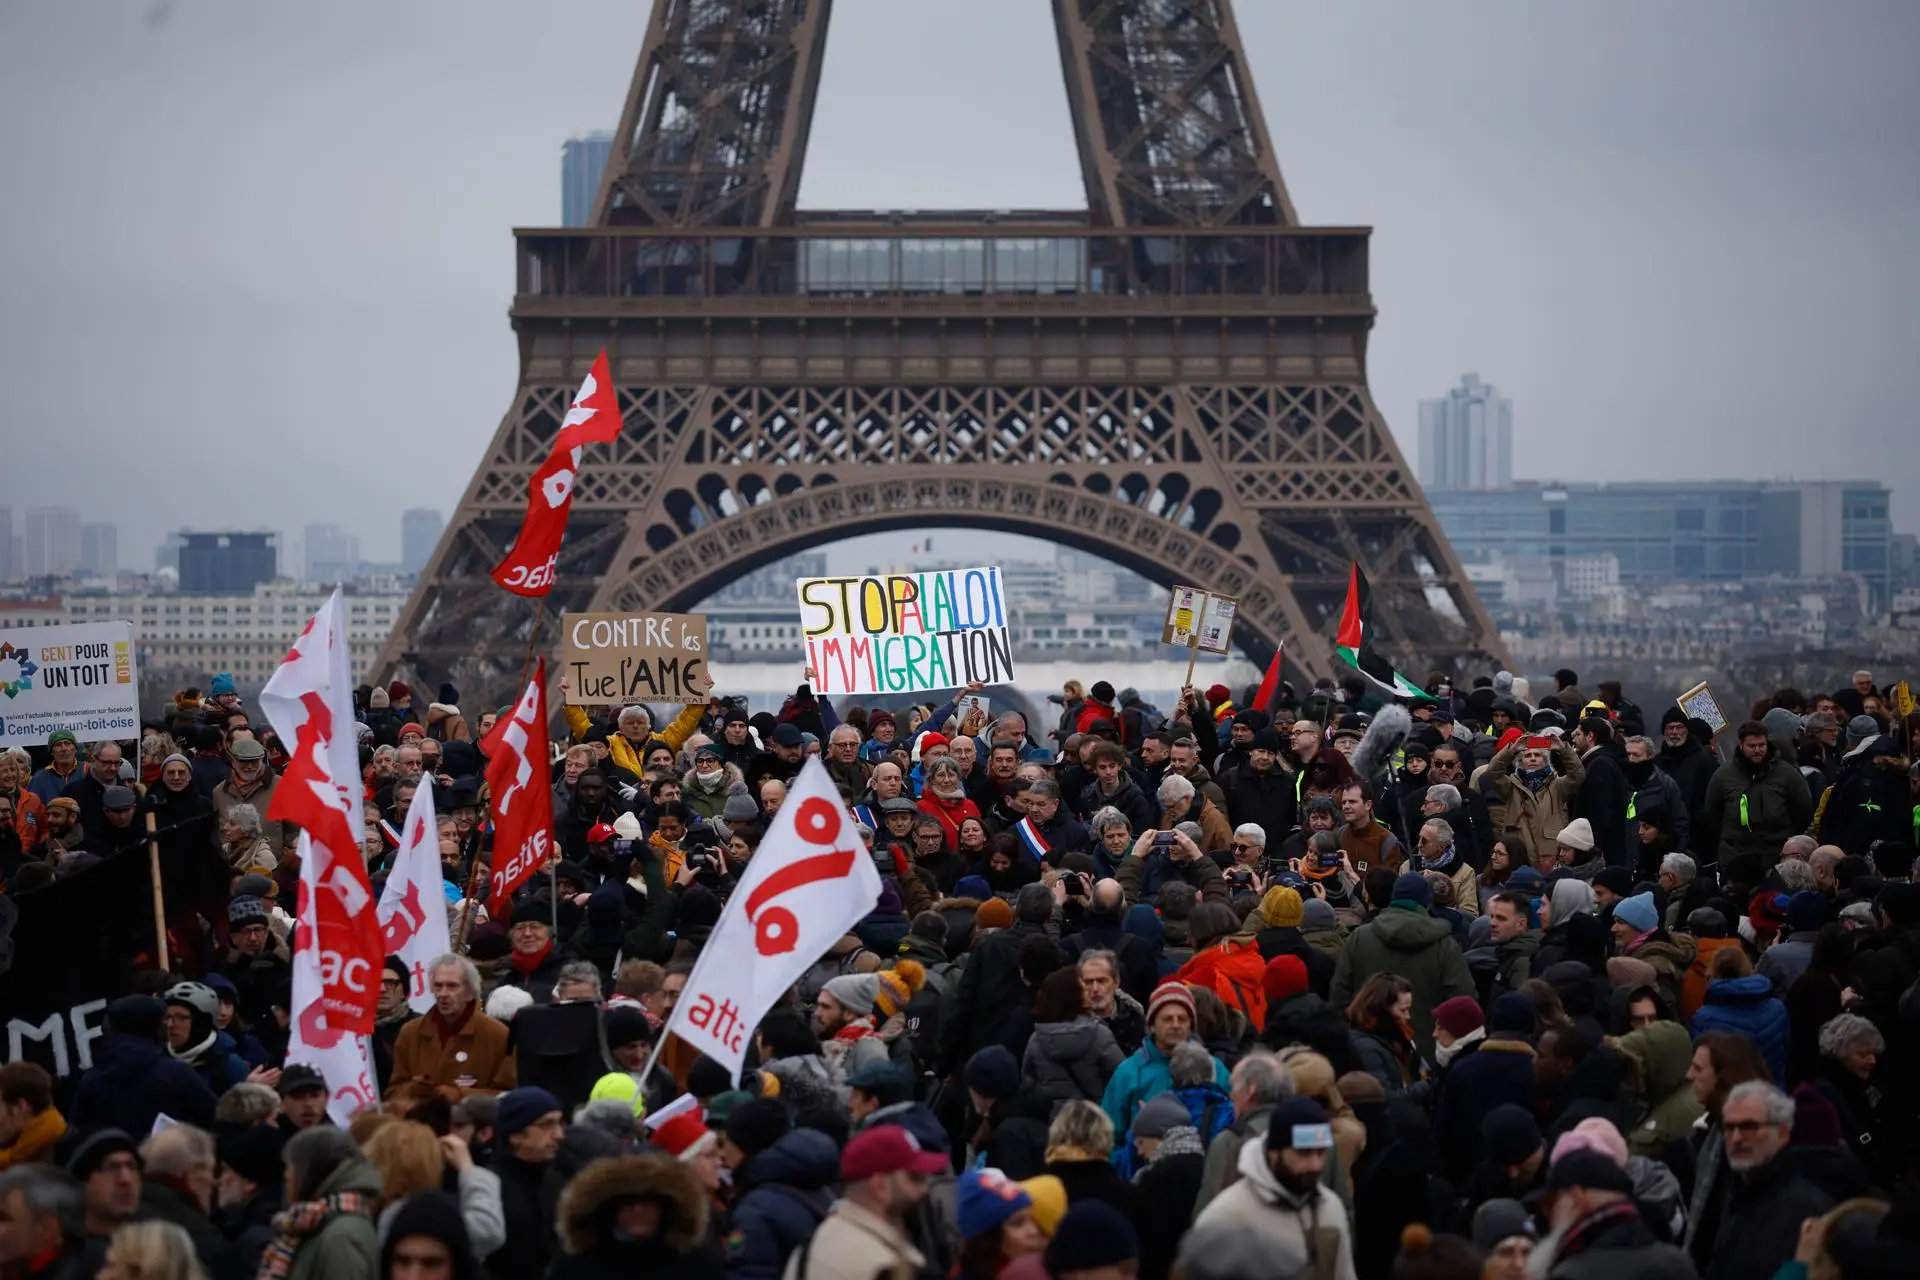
[1230,842,1254,852]
[1722,1120,1779,1137]
[381,977,405,989]
[1430,759,1459,771]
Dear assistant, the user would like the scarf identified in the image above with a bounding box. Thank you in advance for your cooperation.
[431,1001,477,1044]
[1418,841,1457,874]
[509,940,554,976]
[690,767,728,794]
[1435,1026,1486,1068]
[1518,765,1553,792]
[168,1029,218,1065]
[258,1190,374,1280]
[1541,1200,1639,1271]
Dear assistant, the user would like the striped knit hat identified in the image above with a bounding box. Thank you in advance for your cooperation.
[873,959,926,1020]
[1146,979,1195,1025]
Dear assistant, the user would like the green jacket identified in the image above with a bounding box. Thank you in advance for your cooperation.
[290,1158,382,1280]
[1330,907,1473,1060]
[1616,1022,1703,1158]
[1699,749,1812,867]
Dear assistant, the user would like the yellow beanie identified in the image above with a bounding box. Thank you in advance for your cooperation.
[873,959,926,1020]
[1018,1175,1067,1236]
[588,1071,646,1118]
[1259,885,1304,929]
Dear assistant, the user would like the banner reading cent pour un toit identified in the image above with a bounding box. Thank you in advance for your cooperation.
[796,566,1015,697]
[0,620,139,747]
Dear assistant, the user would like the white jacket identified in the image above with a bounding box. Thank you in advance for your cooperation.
[1191,1138,1357,1280]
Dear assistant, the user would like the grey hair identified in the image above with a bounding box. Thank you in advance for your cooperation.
[554,962,603,997]
[1088,806,1131,838]
[1818,1012,1884,1060]
[223,803,262,837]
[1229,1050,1294,1106]
[1423,870,1457,908]
[1014,882,1056,926]
[1169,1040,1216,1087]
[1175,821,1204,846]
[1424,783,1461,810]
[1233,823,1266,848]
[1724,1080,1795,1127]
[2,746,31,770]
[1076,948,1120,979]
[1157,774,1196,805]
[1160,881,1198,919]
[829,725,862,744]
[1660,853,1696,883]
[617,705,651,727]
[1773,860,1816,894]
[284,1126,361,1202]
[0,1164,81,1224]
[1307,829,1342,858]
[1840,901,1877,928]
[1780,835,1817,862]
[925,757,961,782]
[1623,735,1658,756]
[572,1098,638,1142]
[1027,778,1061,802]
[1421,818,1456,846]
[215,1083,280,1129]
[140,1124,215,1179]
[1045,1099,1114,1155]
[429,954,482,999]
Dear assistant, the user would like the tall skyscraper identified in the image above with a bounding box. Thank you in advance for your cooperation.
[1418,374,1514,491]
[23,506,81,578]
[78,523,118,575]
[561,132,615,227]
[0,506,15,582]
[401,509,444,575]
[179,532,277,595]
[304,523,361,581]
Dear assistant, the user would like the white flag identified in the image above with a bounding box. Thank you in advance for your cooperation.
[379,776,451,1015]
[657,757,882,1082]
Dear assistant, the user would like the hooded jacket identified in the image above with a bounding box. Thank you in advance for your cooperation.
[1099,1037,1231,1149]
[552,1155,723,1280]
[1689,974,1790,1082]
[1615,1022,1703,1158]
[286,1158,382,1280]
[1329,907,1475,1059]
[1699,744,1812,867]
[1022,1016,1125,1106]
[72,1032,218,1135]
[723,1130,838,1280]
[1190,1138,1358,1280]
[1818,735,1911,858]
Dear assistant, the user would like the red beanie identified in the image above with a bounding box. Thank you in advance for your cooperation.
[1262,955,1309,1004]
[1433,995,1485,1041]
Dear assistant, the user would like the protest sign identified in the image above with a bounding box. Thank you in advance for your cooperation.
[796,567,1014,697]
[1161,586,1237,655]
[652,757,882,1082]
[0,620,138,747]
[1676,681,1727,734]
[563,611,711,704]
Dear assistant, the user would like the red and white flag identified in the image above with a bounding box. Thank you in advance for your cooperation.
[490,350,623,596]
[657,757,882,1082]
[379,775,451,1014]
[482,660,554,913]
[261,590,381,1122]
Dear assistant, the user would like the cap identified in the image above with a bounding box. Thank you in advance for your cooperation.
[277,1064,327,1098]
[771,723,804,747]
[228,737,266,762]
[652,1111,716,1162]
[956,1168,1033,1240]
[103,785,138,810]
[1264,1098,1333,1152]
[879,796,919,815]
[840,1124,947,1181]
[846,1060,915,1108]
[1846,715,1880,743]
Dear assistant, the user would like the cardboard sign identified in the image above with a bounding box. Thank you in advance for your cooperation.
[564,612,711,705]
[1893,681,1915,722]
[1161,586,1238,654]
[796,567,1014,697]
[1676,681,1727,734]
[0,620,139,746]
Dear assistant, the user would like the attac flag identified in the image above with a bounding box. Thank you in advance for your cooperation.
[261,590,381,1122]
[1252,642,1285,714]
[657,757,883,1083]
[483,660,554,913]
[1333,563,1430,702]
[379,775,451,1014]
[491,350,623,597]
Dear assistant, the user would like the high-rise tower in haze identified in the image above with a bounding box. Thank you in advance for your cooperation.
[1419,374,1513,491]
[401,509,444,575]
[561,133,614,227]
[24,506,80,578]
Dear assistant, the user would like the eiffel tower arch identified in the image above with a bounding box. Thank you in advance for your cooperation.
[376,0,1508,705]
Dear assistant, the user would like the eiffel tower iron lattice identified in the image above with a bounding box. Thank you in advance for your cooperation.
[375,0,1508,706]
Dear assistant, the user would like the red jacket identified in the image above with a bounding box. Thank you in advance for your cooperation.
[1175,937,1270,1028]
[1074,700,1118,735]
[917,792,980,849]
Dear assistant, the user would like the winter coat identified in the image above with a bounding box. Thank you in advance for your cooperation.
[1699,747,1812,868]
[1135,1131,1207,1280]
[1191,1139,1358,1280]
[553,1155,724,1280]
[491,1154,561,1280]
[1174,936,1271,1028]
[1432,1037,1537,1181]
[1260,993,1360,1074]
[1061,918,1162,1008]
[1614,1022,1703,1159]
[389,1007,516,1097]
[1218,762,1296,850]
[1530,914,1610,980]
[1756,934,1815,995]
[724,1130,838,1280]
[1699,1155,1832,1280]
[1818,736,1912,858]
[1620,931,1697,1016]
[1812,1059,1908,1190]
[1573,746,1634,869]
[71,1033,217,1135]
[1100,1037,1230,1149]
[1656,738,1717,845]
[681,763,744,820]
[1681,935,1747,1022]
[1248,923,1336,998]
[1022,1017,1125,1108]
[1689,975,1791,1083]
[1160,798,1234,857]
[1116,848,1227,906]
[1484,740,1586,865]
[939,919,1047,1074]
[287,1159,382,1280]
[1549,1209,1697,1280]
[1077,776,1156,834]
[1329,906,1474,1060]
[1042,1157,1149,1224]
[916,791,980,850]
[978,1093,1053,1181]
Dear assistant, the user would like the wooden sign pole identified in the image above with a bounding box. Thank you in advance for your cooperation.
[144,810,170,971]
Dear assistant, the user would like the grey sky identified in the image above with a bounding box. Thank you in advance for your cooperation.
[2,0,1915,571]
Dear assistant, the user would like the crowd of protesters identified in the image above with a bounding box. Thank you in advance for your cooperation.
[1,660,1918,1280]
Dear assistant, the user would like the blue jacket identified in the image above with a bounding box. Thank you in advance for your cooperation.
[724,1129,840,1280]
[1099,1037,1229,1152]
[1690,975,1791,1083]
[72,1034,218,1135]
[182,1029,253,1097]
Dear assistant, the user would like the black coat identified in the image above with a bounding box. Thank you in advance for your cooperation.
[1135,1149,1206,1280]
[1573,747,1633,869]
[1061,917,1161,1007]
[939,919,1047,1074]
[1044,1157,1149,1221]
[1260,992,1360,1076]
[71,1033,217,1135]
[490,1155,561,1280]
[1218,762,1297,848]
[980,1093,1053,1182]
[1655,739,1717,860]
[1701,1155,1832,1280]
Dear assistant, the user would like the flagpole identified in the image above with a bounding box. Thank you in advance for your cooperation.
[144,810,170,971]
[460,597,551,955]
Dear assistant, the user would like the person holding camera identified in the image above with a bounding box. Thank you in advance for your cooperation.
[1116,826,1226,908]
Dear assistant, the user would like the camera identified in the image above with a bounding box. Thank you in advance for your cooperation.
[1152,831,1177,850]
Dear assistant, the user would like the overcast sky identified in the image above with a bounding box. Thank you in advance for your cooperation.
[2,0,1916,572]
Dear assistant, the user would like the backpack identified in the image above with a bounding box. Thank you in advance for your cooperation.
[1182,937,1271,1028]
[896,958,959,1071]
[797,944,876,1008]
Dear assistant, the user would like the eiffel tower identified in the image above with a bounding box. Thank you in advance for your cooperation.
[376,0,1508,705]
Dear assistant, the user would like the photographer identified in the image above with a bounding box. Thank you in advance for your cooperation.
[1116,826,1226,907]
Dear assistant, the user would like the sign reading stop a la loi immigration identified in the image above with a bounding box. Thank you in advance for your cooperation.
[655,757,883,1082]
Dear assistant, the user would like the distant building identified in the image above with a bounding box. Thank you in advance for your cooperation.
[0,506,15,582]
[78,523,118,575]
[304,523,361,582]
[561,132,615,227]
[24,507,80,579]
[401,509,444,575]
[178,531,278,595]
[1429,480,1895,606]
[1418,374,1513,491]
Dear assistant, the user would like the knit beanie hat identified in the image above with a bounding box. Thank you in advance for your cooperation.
[228,896,270,928]
[723,1098,791,1164]
[1258,885,1304,929]
[1045,1201,1139,1273]
[974,898,1014,931]
[1593,866,1636,899]
[820,972,879,1015]
[1391,872,1433,911]
[1605,957,1659,993]
[1130,1093,1192,1142]
[1262,955,1310,1005]
[1786,891,1830,935]
[872,961,925,1020]
[956,1168,1033,1240]
[60,1128,140,1180]
[1481,1103,1542,1166]
[652,1111,717,1162]
[495,1087,562,1142]
[964,1046,1020,1100]
[1612,892,1658,935]
[1488,991,1536,1039]
[1472,1198,1536,1252]
[217,1124,285,1188]
[1146,979,1196,1026]
[1433,996,1485,1041]
[1300,898,1338,931]
[1018,1175,1067,1236]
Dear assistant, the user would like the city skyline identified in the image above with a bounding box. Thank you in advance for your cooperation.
[2,1,1915,564]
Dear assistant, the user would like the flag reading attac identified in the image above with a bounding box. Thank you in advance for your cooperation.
[491,350,623,596]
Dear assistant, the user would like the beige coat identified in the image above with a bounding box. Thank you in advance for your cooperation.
[1483,740,1585,864]
[786,1198,923,1280]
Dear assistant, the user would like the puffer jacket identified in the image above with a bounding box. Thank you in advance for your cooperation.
[1614,1022,1703,1158]
[723,1129,838,1280]
[1329,906,1474,1060]
[1689,974,1790,1083]
[1484,740,1585,865]
[1021,1017,1125,1107]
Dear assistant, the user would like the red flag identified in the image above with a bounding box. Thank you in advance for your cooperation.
[483,660,555,912]
[1253,641,1285,713]
[491,351,623,596]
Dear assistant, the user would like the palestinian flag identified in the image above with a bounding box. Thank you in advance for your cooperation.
[1334,563,1430,701]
